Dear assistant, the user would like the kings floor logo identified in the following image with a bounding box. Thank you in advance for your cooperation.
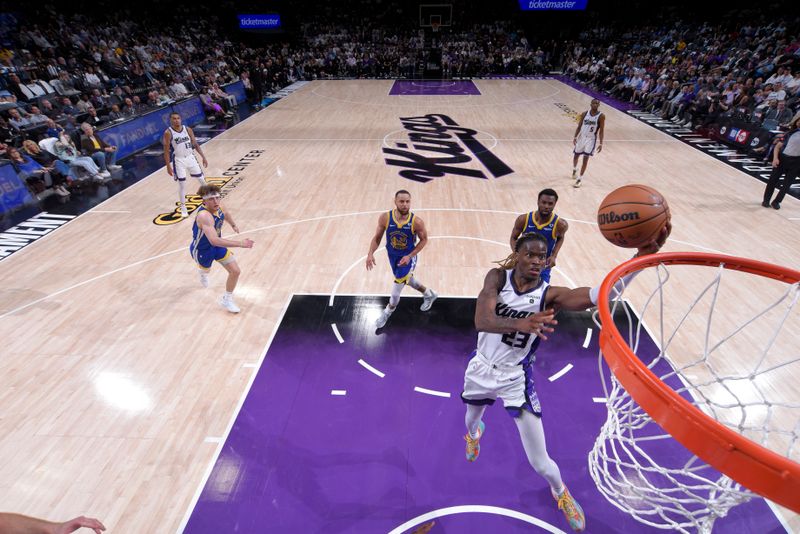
[153,150,264,225]
[383,114,514,182]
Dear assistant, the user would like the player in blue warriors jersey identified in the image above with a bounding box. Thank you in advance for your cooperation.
[365,190,438,328]
[190,185,254,313]
[510,189,568,284]
[463,223,670,532]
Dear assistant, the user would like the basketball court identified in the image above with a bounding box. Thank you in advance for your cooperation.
[1,79,798,532]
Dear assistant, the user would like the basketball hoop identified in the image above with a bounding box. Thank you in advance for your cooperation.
[590,252,800,532]
[431,22,440,33]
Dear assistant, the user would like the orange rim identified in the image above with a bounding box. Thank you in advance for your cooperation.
[597,251,800,513]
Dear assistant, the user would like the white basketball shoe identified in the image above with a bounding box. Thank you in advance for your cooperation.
[220,294,240,313]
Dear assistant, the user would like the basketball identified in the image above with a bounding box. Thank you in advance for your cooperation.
[597,184,670,248]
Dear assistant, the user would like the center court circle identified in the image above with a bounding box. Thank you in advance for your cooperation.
[386,505,565,534]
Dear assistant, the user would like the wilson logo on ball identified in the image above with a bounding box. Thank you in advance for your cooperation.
[597,211,640,225]
[597,184,670,249]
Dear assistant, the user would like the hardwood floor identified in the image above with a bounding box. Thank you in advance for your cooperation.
[1,80,797,532]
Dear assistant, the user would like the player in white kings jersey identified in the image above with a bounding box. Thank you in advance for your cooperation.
[571,98,605,188]
[462,227,669,532]
[163,112,208,217]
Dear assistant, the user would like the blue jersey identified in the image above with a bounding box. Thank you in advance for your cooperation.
[191,206,224,254]
[521,211,559,257]
[385,210,416,257]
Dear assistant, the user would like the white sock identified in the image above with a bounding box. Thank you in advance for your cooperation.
[407,276,424,292]
[224,291,233,298]
[389,282,404,307]
[465,404,486,438]
[424,288,434,297]
[514,411,564,492]
[176,180,186,204]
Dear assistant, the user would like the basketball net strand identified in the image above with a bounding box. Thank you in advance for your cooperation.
[589,262,800,533]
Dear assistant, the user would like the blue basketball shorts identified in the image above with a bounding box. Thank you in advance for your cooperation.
[190,245,233,269]
[388,253,417,284]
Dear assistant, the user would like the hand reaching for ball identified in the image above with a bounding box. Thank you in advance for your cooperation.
[635,220,671,257]
[597,184,671,249]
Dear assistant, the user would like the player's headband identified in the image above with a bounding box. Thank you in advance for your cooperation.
[202,193,221,200]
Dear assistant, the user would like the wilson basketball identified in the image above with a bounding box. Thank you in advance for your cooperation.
[597,184,670,248]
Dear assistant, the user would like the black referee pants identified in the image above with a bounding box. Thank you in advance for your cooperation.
[763,154,800,205]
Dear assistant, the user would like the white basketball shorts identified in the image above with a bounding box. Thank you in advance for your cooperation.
[573,134,598,156]
[173,155,204,181]
[461,350,542,417]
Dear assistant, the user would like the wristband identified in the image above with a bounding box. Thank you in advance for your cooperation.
[590,270,640,305]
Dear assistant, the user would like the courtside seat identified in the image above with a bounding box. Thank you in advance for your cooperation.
[39,136,92,181]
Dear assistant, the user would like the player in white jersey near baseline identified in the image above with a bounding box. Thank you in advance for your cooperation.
[571,98,605,188]
[163,112,208,217]
[461,225,670,532]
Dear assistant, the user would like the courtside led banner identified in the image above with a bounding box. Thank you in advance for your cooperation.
[238,14,281,29]
[519,0,588,10]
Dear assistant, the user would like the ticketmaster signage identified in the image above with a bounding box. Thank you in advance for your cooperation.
[238,14,281,29]
[519,0,588,9]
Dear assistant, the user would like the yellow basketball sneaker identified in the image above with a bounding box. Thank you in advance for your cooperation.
[552,485,585,532]
[464,421,485,462]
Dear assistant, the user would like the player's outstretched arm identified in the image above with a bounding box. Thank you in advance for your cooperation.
[54,516,106,534]
[199,211,253,249]
[474,268,557,336]
[546,222,671,312]
[366,212,388,270]
[0,513,106,534]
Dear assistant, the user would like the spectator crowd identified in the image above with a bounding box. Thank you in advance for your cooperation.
[563,19,800,144]
[1,2,798,201]
[0,6,243,200]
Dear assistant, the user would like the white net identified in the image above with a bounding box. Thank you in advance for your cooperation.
[589,259,800,533]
